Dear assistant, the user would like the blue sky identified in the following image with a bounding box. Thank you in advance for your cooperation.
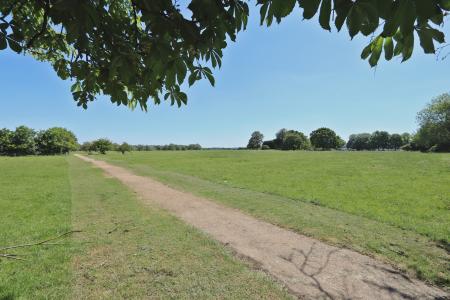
[0,8,448,147]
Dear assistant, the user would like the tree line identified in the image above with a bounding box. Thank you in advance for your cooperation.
[248,127,345,151]
[248,93,449,152]
[0,126,77,156]
[79,140,202,154]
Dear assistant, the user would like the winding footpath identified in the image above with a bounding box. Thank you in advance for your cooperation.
[75,154,448,300]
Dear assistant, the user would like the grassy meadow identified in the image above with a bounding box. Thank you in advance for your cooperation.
[0,156,290,299]
[98,150,450,287]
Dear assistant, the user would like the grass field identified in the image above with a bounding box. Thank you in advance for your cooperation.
[98,150,450,287]
[0,156,290,299]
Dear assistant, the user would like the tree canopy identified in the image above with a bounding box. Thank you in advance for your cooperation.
[1,0,448,110]
[309,127,341,150]
[413,93,450,151]
[247,131,264,149]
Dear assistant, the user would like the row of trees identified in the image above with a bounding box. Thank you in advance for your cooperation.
[248,94,449,152]
[134,144,202,151]
[346,132,411,150]
[79,140,203,154]
[0,126,78,156]
[248,128,345,151]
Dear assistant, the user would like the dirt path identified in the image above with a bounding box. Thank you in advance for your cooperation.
[75,155,447,300]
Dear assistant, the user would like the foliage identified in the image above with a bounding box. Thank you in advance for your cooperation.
[117,142,132,154]
[1,1,448,110]
[401,132,411,145]
[247,131,264,149]
[309,127,340,150]
[91,138,113,154]
[262,140,275,149]
[336,136,346,148]
[261,144,271,150]
[0,128,13,155]
[0,126,79,156]
[281,130,310,150]
[369,131,391,150]
[10,126,36,156]
[347,133,372,150]
[35,127,78,154]
[414,93,450,152]
[389,133,404,150]
[79,141,93,153]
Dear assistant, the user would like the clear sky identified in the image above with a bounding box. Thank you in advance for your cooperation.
[0,8,448,147]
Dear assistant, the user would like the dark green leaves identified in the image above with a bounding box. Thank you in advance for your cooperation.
[0,35,6,50]
[319,0,332,30]
[300,0,321,20]
[0,0,449,110]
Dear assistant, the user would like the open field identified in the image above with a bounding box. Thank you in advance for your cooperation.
[97,150,450,287]
[0,156,289,299]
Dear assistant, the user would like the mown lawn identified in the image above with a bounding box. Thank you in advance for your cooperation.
[0,156,290,299]
[98,150,450,287]
[0,156,73,299]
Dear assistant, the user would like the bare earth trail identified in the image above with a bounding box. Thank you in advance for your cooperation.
[75,155,448,300]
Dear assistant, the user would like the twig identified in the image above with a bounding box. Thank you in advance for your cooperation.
[0,230,81,252]
[0,254,26,260]
[26,0,50,48]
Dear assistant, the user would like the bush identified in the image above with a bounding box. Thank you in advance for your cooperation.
[262,144,271,150]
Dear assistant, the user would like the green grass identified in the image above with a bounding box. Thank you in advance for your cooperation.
[97,150,450,287]
[0,156,73,299]
[0,155,290,299]
[68,156,290,299]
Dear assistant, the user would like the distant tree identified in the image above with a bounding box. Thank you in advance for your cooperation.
[309,127,340,150]
[247,131,264,149]
[389,134,404,150]
[274,129,288,149]
[35,127,78,155]
[336,136,346,149]
[11,126,36,156]
[369,131,390,150]
[281,131,310,150]
[92,139,113,154]
[187,144,202,150]
[347,133,371,150]
[117,142,132,154]
[79,142,93,153]
[0,128,13,155]
[262,140,276,150]
[401,133,411,145]
[414,93,450,152]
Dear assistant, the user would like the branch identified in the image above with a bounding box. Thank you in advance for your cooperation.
[26,0,50,48]
[0,230,81,252]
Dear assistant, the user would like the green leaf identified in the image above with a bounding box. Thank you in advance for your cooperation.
[203,70,215,86]
[7,38,22,53]
[346,6,362,39]
[361,43,372,59]
[301,0,321,20]
[260,2,269,25]
[369,36,383,67]
[334,0,353,31]
[71,82,82,93]
[440,0,450,10]
[188,72,196,87]
[0,35,6,50]
[384,37,394,60]
[176,60,187,85]
[319,0,332,31]
[401,33,414,61]
[417,27,436,54]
